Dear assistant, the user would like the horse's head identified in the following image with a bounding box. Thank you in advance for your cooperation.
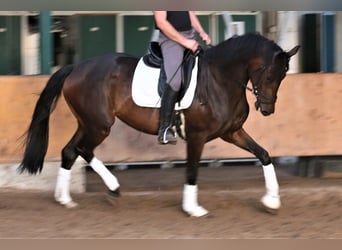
[249,45,300,116]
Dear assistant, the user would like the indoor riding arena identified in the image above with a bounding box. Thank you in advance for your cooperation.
[0,73,341,238]
[0,11,342,239]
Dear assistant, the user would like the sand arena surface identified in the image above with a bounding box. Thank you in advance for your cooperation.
[0,166,341,239]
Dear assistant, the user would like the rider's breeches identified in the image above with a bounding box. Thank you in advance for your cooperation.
[158,29,195,92]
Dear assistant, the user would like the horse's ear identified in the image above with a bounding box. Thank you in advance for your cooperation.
[272,50,286,63]
[287,46,300,58]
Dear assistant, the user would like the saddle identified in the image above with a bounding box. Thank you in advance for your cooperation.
[142,42,197,101]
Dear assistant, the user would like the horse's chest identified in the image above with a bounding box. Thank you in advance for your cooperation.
[233,114,248,128]
[224,108,249,132]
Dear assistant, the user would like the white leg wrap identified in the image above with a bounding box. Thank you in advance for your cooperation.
[261,163,281,210]
[55,168,77,208]
[90,157,120,191]
[182,184,208,217]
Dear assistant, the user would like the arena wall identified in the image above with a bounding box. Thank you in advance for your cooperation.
[1,73,342,164]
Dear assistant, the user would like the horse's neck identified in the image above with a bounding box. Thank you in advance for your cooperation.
[202,60,249,93]
[197,58,248,117]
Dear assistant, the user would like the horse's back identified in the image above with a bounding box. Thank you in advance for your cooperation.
[69,53,138,80]
[62,53,139,127]
[63,52,138,91]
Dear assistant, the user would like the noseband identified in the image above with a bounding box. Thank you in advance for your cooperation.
[246,65,277,106]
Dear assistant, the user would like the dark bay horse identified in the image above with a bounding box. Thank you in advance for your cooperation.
[19,33,299,217]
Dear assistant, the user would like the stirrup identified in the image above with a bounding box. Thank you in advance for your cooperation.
[158,127,177,145]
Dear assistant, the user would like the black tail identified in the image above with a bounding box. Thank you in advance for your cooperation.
[18,64,74,174]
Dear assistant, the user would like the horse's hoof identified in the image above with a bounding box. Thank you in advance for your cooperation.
[261,194,281,214]
[63,201,78,209]
[106,188,121,206]
[262,205,279,215]
[183,206,209,217]
[108,188,121,197]
[55,196,78,209]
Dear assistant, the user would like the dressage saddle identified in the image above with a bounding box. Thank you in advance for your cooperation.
[143,41,198,101]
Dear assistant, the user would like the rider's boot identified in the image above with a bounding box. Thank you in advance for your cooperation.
[158,84,178,144]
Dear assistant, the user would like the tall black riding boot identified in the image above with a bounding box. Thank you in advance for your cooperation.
[158,84,179,144]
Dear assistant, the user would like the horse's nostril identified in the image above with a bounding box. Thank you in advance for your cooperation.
[254,101,259,111]
[261,110,271,116]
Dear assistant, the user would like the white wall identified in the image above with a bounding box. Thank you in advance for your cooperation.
[277,11,301,73]
[21,16,40,75]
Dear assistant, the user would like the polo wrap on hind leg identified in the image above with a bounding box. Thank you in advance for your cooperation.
[90,157,120,191]
[261,163,281,209]
[55,167,77,207]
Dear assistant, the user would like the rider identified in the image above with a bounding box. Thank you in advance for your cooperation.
[153,11,211,144]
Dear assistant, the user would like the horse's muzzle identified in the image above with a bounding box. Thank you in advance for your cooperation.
[255,101,274,116]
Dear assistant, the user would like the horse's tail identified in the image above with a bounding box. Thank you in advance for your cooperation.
[18,64,74,174]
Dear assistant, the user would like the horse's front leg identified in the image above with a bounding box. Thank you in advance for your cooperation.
[183,135,208,217]
[221,128,281,211]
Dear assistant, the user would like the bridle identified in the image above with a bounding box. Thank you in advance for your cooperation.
[245,64,278,106]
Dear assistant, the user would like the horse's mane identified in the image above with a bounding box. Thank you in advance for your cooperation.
[204,32,283,64]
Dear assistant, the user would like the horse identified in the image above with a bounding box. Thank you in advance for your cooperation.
[19,33,299,217]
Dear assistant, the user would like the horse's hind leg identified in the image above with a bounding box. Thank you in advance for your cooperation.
[221,128,281,211]
[75,126,120,196]
[54,128,83,208]
[55,124,120,208]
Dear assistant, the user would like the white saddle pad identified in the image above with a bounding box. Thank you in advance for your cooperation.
[132,57,198,110]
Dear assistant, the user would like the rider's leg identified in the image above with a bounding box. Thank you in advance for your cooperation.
[158,84,179,144]
[157,33,185,144]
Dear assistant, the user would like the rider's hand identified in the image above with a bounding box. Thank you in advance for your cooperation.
[200,32,211,45]
[184,39,199,52]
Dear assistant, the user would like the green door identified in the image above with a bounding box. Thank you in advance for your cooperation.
[123,14,210,57]
[196,15,210,46]
[77,15,116,61]
[123,15,155,57]
[0,16,21,75]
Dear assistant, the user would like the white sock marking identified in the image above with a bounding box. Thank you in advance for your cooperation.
[90,157,120,191]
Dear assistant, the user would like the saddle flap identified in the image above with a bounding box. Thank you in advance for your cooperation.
[132,57,198,111]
